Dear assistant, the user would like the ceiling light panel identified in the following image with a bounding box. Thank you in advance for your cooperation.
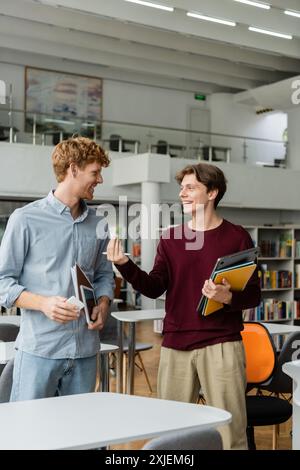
[124,0,174,11]
[234,0,270,9]
[187,12,236,27]
[284,10,300,18]
[248,26,293,40]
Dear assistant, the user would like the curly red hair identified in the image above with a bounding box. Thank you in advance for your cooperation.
[52,136,110,182]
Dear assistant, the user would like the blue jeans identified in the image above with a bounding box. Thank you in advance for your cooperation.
[10,350,97,401]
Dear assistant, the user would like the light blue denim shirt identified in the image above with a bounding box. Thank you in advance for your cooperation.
[0,191,114,359]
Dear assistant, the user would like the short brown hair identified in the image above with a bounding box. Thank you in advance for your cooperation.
[52,136,110,183]
[175,163,227,208]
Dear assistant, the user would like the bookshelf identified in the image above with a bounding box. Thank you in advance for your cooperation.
[243,225,300,323]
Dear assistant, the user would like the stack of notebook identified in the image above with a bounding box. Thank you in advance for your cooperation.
[197,247,259,317]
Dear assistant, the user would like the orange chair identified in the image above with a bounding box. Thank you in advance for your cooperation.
[241,321,276,385]
[241,322,292,450]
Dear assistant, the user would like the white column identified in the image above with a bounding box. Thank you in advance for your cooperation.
[140,181,160,310]
[287,107,300,170]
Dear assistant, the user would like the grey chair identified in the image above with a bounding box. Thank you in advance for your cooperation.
[0,358,14,403]
[0,323,19,376]
[101,312,153,392]
[259,331,300,397]
[142,427,223,450]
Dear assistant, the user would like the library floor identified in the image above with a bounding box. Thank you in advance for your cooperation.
[107,320,292,451]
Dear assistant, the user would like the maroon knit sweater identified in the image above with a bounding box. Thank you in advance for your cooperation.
[117,220,261,350]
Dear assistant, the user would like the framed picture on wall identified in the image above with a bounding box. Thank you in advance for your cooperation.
[25,67,102,140]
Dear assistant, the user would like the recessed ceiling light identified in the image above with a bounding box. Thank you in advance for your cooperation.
[248,26,293,39]
[284,10,300,18]
[124,0,174,12]
[187,12,236,27]
[234,0,270,9]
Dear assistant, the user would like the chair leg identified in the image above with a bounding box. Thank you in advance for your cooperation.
[197,394,206,405]
[123,353,127,394]
[94,352,100,392]
[272,424,279,450]
[246,426,256,450]
[136,352,153,393]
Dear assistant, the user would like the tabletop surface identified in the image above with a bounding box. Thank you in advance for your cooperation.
[0,342,118,363]
[111,309,165,323]
[0,392,231,450]
[0,315,20,326]
[3,313,300,333]
[263,323,300,335]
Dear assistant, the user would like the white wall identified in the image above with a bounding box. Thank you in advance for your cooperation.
[209,93,287,165]
[0,142,141,202]
[0,60,209,153]
[1,143,300,213]
[102,80,209,153]
[0,62,288,163]
[103,79,205,128]
[287,107,300,170]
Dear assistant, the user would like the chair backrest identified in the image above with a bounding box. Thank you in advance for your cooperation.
[0,358,14,403]
[241,322,277,385]
[261,331,300,394]
[100,312,119,345]
[0,323,19,342]
[156,140,168,154]
[142,427,223,450]
[109,134,122,152]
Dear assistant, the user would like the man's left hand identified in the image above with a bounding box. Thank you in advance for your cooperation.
[202,278,232,305]
[88,296,111,330]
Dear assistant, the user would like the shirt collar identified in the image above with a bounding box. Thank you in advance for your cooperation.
[46,190,89,220]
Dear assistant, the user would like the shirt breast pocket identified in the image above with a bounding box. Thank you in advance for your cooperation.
[79,236,99,272]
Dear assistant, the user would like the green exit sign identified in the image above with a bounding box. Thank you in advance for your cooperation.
[194,93,206,101]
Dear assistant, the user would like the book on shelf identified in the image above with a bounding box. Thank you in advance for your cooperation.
[259,268,292,289]
[260,237,293,258]
[197,247,259,317]
[246,299,300,322]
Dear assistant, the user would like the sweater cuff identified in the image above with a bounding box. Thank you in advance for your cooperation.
[228,291,244,311]
[114,258,137,279]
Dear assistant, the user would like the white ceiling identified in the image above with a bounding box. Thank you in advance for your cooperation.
[1,0,300,93]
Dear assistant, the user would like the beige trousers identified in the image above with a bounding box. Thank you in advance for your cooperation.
[157,341,247,450]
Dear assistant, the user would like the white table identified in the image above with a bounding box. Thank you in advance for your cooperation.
[0,315,20,326]
[263,323,300,336]
[0,342,119,393]
[0,392,231,450]
[111,309,165,394]
[282,360,300,450]
[0,341,15,364]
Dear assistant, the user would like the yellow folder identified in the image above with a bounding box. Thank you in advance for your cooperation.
[202,263,257,316]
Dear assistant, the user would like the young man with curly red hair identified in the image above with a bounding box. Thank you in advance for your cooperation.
[0,137,114,400]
